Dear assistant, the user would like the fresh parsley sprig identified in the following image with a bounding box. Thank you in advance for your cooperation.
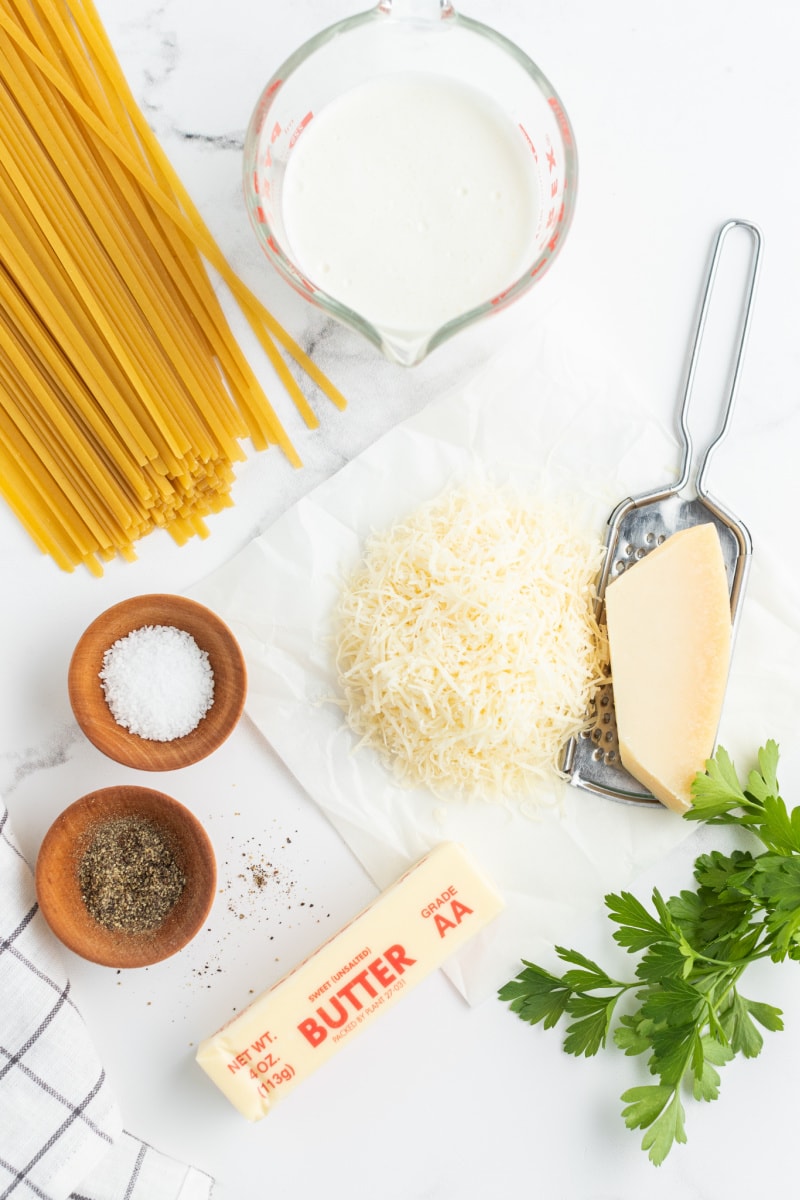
[499,740,791,1165]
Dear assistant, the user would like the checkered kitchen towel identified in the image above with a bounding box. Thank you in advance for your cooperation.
[0,801,214,1200]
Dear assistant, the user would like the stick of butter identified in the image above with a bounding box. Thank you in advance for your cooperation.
[196,841,504,1119]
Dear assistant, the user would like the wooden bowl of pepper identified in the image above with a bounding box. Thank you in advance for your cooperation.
[35,785,217,968]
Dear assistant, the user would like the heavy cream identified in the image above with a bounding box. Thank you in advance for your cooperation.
[279,72,541,335]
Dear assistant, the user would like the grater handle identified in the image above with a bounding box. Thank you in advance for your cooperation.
[675,218,763,499]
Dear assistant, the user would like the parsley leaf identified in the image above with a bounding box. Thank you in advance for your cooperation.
[497,961,571,1030]
[621,1087,687,1166]
[606,891,667,953]
[499,951,633,1053]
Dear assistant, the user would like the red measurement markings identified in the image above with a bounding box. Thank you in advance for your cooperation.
[490,285,515,306]
[547,96,573,146]
[254,78,283,125]
[518,123,539,162]
[252,170,271,202]
[289,111,314,148]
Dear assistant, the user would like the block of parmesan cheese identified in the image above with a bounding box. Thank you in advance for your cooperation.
[604,522,732,813]
[196,842,504,1119]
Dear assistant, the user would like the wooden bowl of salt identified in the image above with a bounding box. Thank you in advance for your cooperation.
[35,785,216,968]
[68,594,247,770]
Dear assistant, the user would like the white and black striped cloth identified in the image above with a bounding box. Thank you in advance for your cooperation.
[0,801,214,1200]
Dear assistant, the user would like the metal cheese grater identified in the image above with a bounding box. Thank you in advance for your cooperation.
[563,218,764,805]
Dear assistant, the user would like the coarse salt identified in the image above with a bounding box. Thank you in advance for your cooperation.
[99,624,214,741]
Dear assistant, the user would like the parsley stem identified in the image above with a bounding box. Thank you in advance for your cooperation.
[692,944,772,970]
[573,981,638,996]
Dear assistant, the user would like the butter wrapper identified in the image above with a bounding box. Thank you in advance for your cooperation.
[196,842,504,1119]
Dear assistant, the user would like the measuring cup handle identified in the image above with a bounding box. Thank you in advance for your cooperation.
[675,218,763,498]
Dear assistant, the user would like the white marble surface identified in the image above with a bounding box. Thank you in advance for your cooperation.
[3,1,800,1196]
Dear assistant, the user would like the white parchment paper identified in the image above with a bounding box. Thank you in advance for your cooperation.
[192,324,800,1005]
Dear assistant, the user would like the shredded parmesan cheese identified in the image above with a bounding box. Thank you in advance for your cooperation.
[334,483,609,802]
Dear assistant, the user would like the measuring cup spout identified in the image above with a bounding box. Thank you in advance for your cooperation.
[377,0,456,19]
[375,327,437,368]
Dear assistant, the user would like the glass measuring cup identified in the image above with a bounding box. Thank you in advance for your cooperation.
[242,0,577,367]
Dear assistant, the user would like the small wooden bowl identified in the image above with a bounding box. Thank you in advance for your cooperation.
[68,594,247,770]
[35,785,217,968]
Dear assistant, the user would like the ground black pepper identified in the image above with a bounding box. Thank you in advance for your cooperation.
[78,815,185,934]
